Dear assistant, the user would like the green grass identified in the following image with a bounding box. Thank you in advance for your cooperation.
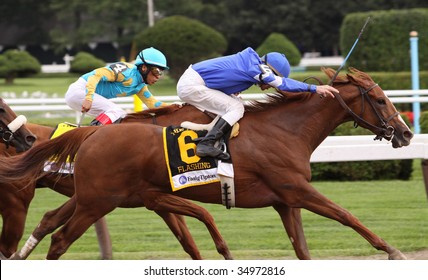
[16,164,428,260]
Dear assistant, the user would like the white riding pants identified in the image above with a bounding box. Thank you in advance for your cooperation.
[65,78,126,122]
[177,66,245,126]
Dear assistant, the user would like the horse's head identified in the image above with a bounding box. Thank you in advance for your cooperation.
[325,67,413,148]
[0,98,36,152]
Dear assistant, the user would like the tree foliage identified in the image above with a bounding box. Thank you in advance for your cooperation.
[2,0,428,59]
[69,52,106,74]
[48,0,148,57]
[0,50,41,84]
[341,9,428,71]
[134,15,227,80]
[256,33,301,66]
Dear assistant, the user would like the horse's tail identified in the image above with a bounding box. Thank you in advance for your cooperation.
[0,126,100,184]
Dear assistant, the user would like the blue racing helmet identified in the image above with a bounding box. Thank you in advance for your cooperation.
[135,47,169,69]
[262,52,290,78]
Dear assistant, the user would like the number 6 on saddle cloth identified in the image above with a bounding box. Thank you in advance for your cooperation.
[164,125,236,208]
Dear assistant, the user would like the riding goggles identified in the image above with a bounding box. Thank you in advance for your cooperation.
[149,67,163,77]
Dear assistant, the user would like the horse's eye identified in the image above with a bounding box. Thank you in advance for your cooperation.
[377,99,386,105]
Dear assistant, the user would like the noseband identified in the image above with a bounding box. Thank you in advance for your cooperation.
[0,122,15,149]
[333,83,399,141]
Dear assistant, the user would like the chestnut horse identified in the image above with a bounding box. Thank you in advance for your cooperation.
[0,98,111,259]
[0,98,36,152]
[1,68,413,259]
[0,104,231,260]
[0,99,37,259]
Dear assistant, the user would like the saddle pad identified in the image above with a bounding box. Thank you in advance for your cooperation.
[163,126,220,191]
[49,122,77,139]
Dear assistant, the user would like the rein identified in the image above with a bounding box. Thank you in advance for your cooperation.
[333,83,398,141]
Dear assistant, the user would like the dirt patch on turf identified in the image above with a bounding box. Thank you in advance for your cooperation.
[320,249,428,260]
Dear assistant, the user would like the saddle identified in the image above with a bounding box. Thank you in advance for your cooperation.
[164,119,239,209]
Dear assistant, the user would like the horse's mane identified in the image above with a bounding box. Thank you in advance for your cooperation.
[244,67,373,113]
[122,103,183,121]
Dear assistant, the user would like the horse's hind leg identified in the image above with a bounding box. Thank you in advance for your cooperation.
[11,197,77,260]
[285,182,406,259]
[155,211,202,260]
[146,192,233,260]
[273,205,310,259]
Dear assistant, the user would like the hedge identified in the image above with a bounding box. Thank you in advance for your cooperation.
[340,9,428,72]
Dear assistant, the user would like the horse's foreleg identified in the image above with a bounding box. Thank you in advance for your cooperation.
[289,182,406,260]
[146,193,233,260]
[11,197,77,260]
[155,211,202,260]
[46,200,115,260]
[0,208,28,259]
[273,205,310,259]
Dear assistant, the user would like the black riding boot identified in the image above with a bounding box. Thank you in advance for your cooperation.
[89,119,102,126]
[196,118,232,160]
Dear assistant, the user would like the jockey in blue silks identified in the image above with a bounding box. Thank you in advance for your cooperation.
[177,47,338,160]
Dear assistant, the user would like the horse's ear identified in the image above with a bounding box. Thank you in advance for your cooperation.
[321,67,335,79]
[346,67,370,86]
[322,67,347,83]
[346,68,361,85]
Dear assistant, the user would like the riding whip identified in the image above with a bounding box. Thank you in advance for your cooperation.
[78,112,86,128]
[329,16,371,85]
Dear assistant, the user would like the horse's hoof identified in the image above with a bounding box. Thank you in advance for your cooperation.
[388,250,407,260]
[8,252,23,260]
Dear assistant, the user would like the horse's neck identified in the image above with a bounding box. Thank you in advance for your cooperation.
[247,96,348,153]
[27,123,55,143]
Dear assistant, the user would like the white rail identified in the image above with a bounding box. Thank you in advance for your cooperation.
[5,89,428,110]
[311,134,428,162]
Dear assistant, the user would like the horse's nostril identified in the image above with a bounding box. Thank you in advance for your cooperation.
[404,130,414,140]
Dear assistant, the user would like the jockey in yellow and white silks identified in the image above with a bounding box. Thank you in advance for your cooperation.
[65,47,169,125]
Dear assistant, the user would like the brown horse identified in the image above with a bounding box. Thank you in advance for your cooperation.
[0,115,113,260]
[0,98,36,152]
[0,99,37,259]
[0,106,231,260]
[0,68,413,259]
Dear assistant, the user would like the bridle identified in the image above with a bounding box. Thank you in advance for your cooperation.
[0,104,28,149]
[332,83,399,141]
[0,120,15,149]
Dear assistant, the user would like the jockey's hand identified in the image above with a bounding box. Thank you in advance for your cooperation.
[316,85,338,99]
[81,99,92,112]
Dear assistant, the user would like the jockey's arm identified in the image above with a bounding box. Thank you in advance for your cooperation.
[258,68,317,93]
[136,86,168,109]
[85,68,117,102]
